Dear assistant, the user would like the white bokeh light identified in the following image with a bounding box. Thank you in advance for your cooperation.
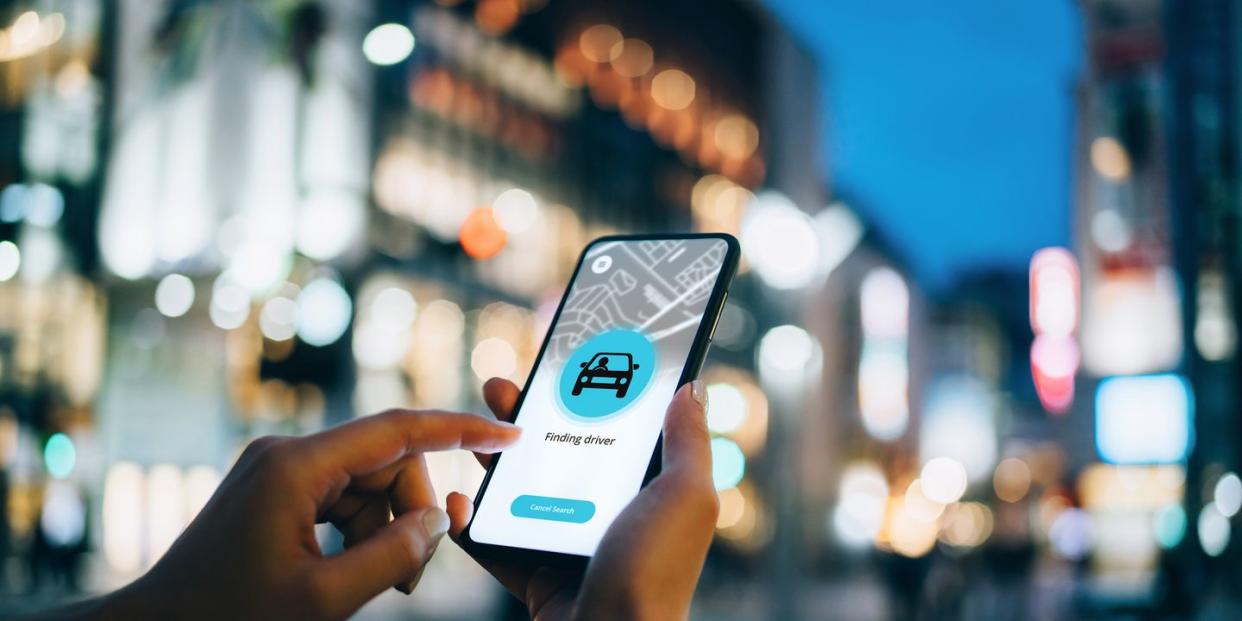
[154,274,195,318]
[259,297,298,341]
[0,241,19,281]
[1199,502,1231,557]
[371,287,418,331]
[833,462,889,547]
[225,242,292,296]
[210,277,251,330]
[363,23,415,66]
[741,191,820,290]
[706,383,747,434]
[18,226,60,284]
[493,188,538,235]
[471,337,518,380]
[814,202,863,279]
[861,267,909,339]
[296,191,365,261]
[758,324,819,376]
[920,457,968,504]
[1214,473,1242,518]
[296,278,353,346]
[919,376,997,480]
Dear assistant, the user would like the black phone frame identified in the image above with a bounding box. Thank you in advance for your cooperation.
[458,232,741,568]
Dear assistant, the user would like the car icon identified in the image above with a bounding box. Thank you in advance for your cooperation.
[572,352,640,399]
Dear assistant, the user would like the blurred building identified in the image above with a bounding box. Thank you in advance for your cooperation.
[1164,0,1242,614]
[1073,0,1240,616]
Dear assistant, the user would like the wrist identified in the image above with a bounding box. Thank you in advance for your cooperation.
[19,583,158,621]
[91,576,173,620]
[570,587,682,621]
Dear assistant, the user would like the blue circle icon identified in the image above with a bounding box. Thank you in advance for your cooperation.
[558,329,656,421]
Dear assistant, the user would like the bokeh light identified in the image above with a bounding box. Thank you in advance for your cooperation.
[492,188,539,235]
[706,383,748,434]
[1090,136,1131,181]
[103,462,144,573]
[758,324,819,377]
[579,25,622,63]
[460,207,508,259]
[716,486,746,529]
[0,240,21,281]
[651,69,695,110]
[296,191,365,261]
[41,482,86,547]
[471,337,518,380]
[1049,508,1092,560]
[259,296,298,342]
[1153,504,1187,550]
[295,278,353,347]
[1198,502,1230,557]
[993,457,1032,503]
[920,457,968,505]
[813,203,864,279]
[1095,374,1193,465]
[363,23,415,66]
[43,433,76,479]
[154,274,195,318]
[713,114,759,160]
[741,191,820,290]
[833,462,888,547]
[711,437,746,491]
[939,502,993,548]
[209,277,250,330]
[1214,472,1242,518]
[610,38,653,77]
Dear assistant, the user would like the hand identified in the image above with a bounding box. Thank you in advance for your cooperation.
[447,379,718,621]
[89,409,520,621]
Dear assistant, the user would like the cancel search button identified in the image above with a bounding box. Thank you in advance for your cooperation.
[510,495,596,523]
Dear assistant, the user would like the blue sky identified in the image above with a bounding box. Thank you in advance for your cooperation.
[763,0,1083,291]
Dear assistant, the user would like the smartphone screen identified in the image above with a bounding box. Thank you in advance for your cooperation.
[466,236,735,557]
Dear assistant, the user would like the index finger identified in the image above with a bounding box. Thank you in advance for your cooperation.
[307,410,521,478]
[474,378,521,468]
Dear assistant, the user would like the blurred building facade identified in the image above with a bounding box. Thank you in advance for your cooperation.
[1073,0,1241,617]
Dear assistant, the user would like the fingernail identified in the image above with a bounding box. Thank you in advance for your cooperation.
[422,507,450,540]
[396,508,450,595]
[689,380,707,407]
[397,565,426,595]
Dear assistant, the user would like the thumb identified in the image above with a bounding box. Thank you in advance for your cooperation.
[660,381,711,482]
[311,506,450,618]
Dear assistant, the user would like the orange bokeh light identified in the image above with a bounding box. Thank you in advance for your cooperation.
[460,207,508,259]
[476,0,521,35]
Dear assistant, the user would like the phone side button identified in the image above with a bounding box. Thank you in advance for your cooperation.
[709,297,726,339]
[510,495,596,524]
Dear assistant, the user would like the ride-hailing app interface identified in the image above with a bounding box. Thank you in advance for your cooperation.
[470,238,729,556]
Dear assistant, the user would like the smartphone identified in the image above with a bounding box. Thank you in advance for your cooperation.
[460,233,740,565]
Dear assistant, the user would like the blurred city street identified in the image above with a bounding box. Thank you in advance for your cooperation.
[1,0,1241,619]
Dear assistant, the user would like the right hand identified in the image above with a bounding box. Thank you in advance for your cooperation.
[447,379,719,620]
